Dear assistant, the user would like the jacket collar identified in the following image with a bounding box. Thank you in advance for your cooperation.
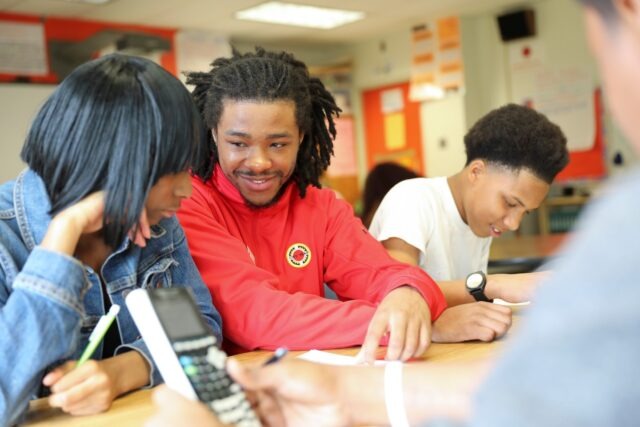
[212,164,297,214]
[15,169,52,251]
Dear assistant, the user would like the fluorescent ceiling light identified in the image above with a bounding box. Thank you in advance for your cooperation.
[57,0,112,4]
[235,1,365,30]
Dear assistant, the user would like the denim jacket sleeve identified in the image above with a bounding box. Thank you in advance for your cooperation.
[115,224,223,388]
[0,246,90,426]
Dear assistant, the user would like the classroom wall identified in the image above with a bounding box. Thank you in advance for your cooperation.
[345,0,637,182]
[420,93,468,177]
[1,0,636,188]
[0,83,54,182]
[347,29,414,185]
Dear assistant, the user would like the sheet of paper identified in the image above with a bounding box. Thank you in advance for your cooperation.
[493,298,530,306]
[297,350,388,366]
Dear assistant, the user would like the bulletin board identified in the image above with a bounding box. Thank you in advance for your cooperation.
[362,81,424,175]
[0,11,177,83]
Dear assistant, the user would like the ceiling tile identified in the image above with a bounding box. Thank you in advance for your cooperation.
[5,0,95,17]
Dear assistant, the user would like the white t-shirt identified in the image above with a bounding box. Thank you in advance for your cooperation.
[369,177,491,281]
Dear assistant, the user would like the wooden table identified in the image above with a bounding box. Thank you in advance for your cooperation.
[25,318,521,426]
[488,233,568,273]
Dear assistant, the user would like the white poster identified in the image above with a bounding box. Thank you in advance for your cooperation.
[509,40,594,152]
[380,88,404,114]
[0,21,48,75]
[532,67,595,152]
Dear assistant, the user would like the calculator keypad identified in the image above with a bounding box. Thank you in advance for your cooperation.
[175,340,260,427]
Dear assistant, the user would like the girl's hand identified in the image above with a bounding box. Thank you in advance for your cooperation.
[127,207,151,248]
[43,359,119,415]
[41,191,107,256]
[43,352,151,415]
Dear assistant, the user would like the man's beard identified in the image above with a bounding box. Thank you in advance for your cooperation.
[234,168,293,210]
[242,179,291,210]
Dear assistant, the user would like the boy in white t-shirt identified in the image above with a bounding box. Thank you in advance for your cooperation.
[370,104,569,342]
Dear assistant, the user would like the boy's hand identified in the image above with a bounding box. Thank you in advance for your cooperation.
[360,286,431,363]
[432,303,512,343]
[229,358,351,427]
[145,386,226,427]
[486,272,549,303]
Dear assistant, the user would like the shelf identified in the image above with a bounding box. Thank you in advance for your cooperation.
[542,195,590,207]
[538,195,589,235]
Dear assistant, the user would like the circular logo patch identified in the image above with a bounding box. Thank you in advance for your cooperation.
[286,243,311,268]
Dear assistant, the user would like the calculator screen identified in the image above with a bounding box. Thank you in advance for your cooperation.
[152,289,209,340]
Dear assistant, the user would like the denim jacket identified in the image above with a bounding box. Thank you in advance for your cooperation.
[0,169,223,426]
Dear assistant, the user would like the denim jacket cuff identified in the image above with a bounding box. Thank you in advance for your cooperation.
[115,340,161,388]
[13,246,90,315]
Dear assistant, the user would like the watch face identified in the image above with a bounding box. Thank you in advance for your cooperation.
[467,272,484,289]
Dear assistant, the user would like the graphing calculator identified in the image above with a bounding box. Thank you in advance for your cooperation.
[126,288,261,427]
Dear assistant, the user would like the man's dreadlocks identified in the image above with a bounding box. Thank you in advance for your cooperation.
[187,47,341,197]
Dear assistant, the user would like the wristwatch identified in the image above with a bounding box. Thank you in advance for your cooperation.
[465,271,492,302]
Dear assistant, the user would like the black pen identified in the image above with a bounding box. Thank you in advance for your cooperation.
[263,347,288,365]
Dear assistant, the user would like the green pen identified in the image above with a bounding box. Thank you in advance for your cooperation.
[76,304,120,367]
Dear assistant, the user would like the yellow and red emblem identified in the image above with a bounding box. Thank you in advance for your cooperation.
[286,243,311,268]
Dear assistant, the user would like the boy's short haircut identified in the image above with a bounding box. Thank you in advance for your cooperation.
[464,104,569,184]
[578,0,617,23]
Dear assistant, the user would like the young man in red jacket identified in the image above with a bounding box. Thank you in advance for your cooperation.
[178,48,503,361]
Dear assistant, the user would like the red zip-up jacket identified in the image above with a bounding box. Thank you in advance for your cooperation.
[178,166,446,353]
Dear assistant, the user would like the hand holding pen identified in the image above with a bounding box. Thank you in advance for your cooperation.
[263,347,289,366]
[41,304,150,415]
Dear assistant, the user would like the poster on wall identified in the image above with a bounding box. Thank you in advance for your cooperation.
[0,21,47,75]
[409,16,464,102]
[380,87,407,150]
[326,117,358,177]
[510,52,594,152]
[531,67,594,152]
[380,87,404,113]
[509,41,595,151]
[409,24,437,101]
[436,16,464,91]
[508,38,604,179]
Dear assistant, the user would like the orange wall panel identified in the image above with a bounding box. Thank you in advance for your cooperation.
[362,81,424,175]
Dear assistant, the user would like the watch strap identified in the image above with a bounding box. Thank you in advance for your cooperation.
[466,271,493,302]
[470,287,492,302]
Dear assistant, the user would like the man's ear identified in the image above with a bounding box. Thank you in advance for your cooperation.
[467,159,487,184]
[615,0,640,31]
